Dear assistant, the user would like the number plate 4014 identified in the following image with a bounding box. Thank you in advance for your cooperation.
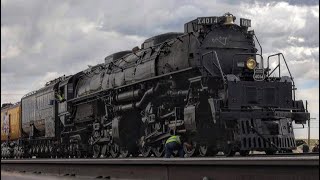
[253,68,265,81]
[197,17,219,25]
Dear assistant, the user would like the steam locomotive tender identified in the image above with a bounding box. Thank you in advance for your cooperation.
[1,13,309,158]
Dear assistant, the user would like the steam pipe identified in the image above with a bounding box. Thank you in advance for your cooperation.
[115,89,143,103]
[135,82,168,109]
[114,82,169,112]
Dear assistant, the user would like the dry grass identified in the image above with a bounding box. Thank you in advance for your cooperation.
[295,139,319,153]
[296,139,318,146]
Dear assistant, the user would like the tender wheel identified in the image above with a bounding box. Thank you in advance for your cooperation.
[140,146,152,157]
[184,141,198,157]
[20,147,25,158]
[63,145,69,158]
[110,144,120,158]
[152,141,165,157]
[239,150,250,156]
[28,148,32,158]
[76,150,82,158]
[92,144,100,158]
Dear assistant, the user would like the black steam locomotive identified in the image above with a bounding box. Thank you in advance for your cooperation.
[2,13,310,158]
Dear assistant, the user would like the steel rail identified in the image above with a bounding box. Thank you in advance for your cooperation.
[1,156,319,180]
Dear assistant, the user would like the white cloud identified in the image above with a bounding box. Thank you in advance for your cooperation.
[1,26,25,59]
[30,42,43,54]
[311,6,319,18]
[294,87,319,139]
[284,46,318,59]
[296,87,319,113]
[288,36,305,43]
[1,45,21,59]
[35,72,62,89]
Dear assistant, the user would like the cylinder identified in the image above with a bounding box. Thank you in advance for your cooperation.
[115,89,143,102]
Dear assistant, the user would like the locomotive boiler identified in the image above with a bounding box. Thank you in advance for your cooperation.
[1,13,310,158]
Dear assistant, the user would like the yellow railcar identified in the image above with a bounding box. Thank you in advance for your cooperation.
[1,103,21,142]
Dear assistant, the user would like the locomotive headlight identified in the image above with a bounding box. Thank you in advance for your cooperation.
[246,58,256,70]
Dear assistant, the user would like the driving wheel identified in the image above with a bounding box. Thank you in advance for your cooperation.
[120,147,129,158]
[199,144,208,157]
[184,141,198,157]
[140,145,152,157]
[152,141,165,157]
[110,143,120,158]
[223,144,236,157]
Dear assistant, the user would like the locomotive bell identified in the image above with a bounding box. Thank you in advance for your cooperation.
[223,13,235,25]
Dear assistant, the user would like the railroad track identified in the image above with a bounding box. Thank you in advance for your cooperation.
[240,152,320,157]
[1,155,319,180]
[2,152,318,160]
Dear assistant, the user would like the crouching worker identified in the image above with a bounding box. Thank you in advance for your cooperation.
[165,130,192,158]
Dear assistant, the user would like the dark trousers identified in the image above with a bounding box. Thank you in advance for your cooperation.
[165,142,184,158]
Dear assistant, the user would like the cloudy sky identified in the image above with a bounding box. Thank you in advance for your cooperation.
[1,0,319,139]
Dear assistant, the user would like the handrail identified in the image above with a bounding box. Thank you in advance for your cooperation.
[267,53,293,79]
[21,90,38,99]
[267,53,296,102]
[254,34,263,56]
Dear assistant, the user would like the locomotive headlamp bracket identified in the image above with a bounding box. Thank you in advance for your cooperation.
[232,53,264,72]
[232,53,265,81]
